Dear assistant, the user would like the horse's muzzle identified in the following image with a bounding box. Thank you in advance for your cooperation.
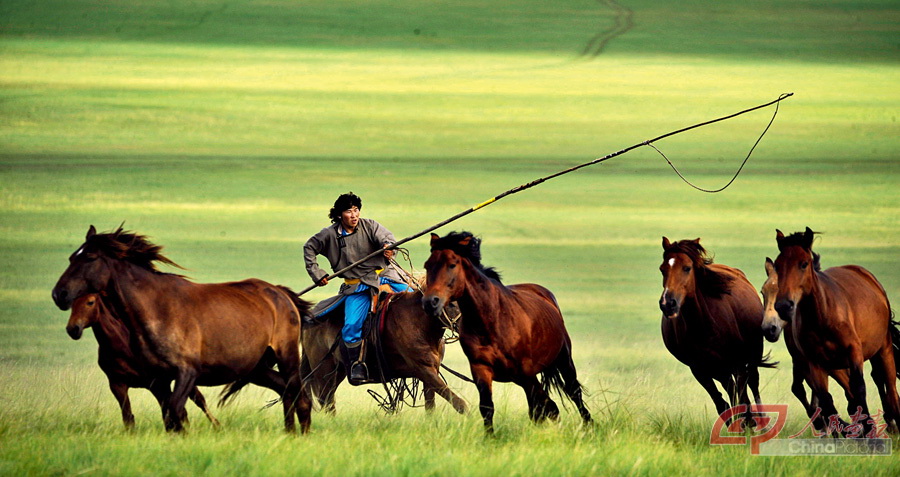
[66,324,84,340]
[774,299,795,322]
[422,295,445,318]
[762,322,782,343]
[659,296,679,319]
[52,287,71,311]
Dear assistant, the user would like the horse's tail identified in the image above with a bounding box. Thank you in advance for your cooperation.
[757,350,779,369]
[540,343,589,414]
[218,378,251,407]
[276,285,313,317]
[889,311,900,379]
[540,365,570,404]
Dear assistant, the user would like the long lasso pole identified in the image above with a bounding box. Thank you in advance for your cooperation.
[297,93,793,296]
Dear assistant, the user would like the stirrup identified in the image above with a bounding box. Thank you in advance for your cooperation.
[349,362,370,385]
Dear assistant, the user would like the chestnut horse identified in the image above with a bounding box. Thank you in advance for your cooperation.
[67,293,219,428]
[300,291,468,414]
[760,257,853,432]
[422,232,592,433]
[52,226,312,433]
[773,227,900,433]
[659,237,774,423]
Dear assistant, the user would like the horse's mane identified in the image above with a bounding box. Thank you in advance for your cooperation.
[88,226,183,273]
[666,239,732,298]
[778,230,819,249]
[778,229,822,271]
[431,231,503,283]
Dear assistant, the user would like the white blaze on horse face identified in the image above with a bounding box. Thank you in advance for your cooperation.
[668,258,675,267]
[74,246,86,258]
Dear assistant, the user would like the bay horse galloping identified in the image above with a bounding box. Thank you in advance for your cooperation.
[300,292,468,415]
[760,257,853,431]
[67,293,220,429]
[659,237,774,424]
[773,227,900,433]
[422,232,592,433]
[52,226,312,433]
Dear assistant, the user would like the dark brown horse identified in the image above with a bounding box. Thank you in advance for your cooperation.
[760,257,853,431]
[773,227,900,433]
[67,293,220,428]
[52,225,312,433]
[300,291,468,414]
[659,237,774,424]
[422,232,592,433]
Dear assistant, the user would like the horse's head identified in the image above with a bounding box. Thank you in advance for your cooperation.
[52,226,112,310]
[67,293,103,340]
[422,232,479,318]
[52,225,179,310]
[773,227,818,323]
[760,257,785,342]
[659,236,705,319]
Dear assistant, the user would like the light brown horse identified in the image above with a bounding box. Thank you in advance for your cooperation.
[659,237,774,424]
[52,225,312,433]
[422,232,592,433]
[760,257,853,432]
[300,291,468,414]
[773,227,900,433]
[67,293,219,429]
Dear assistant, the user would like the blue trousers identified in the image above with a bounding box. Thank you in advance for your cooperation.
[342,278,412,344]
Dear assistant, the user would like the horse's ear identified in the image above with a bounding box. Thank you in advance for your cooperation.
[775,229,785,250]
[803,227,815,248]
[458,236,472,247]
[692,238,700,244]
[430,233,439,247]
[765,257,775,276]
[87,225,97,239]
[662,236,671,250]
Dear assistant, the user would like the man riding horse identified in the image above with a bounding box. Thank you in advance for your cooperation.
[303,192,412,384]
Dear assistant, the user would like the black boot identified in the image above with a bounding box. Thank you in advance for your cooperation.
[343,341,369,385]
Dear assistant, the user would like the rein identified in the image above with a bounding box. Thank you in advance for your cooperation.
[296,93,793,296]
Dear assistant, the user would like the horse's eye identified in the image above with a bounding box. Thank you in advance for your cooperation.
[799,261,808,270]
[448,264,457,270]
[682,266,691,273]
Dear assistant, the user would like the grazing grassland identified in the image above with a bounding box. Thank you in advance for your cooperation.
[1,0,898,475]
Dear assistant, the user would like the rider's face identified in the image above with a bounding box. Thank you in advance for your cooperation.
[340,206,360,231]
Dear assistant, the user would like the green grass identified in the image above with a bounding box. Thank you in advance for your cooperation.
[2,0,899,475]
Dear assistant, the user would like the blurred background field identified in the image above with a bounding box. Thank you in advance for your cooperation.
[1,0,898,475]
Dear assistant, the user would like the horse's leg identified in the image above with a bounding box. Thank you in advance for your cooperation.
[845,344,873,435]
[515,375,557,423]
[471,363,496,434]
[417,370,467,414]
[748,365,762,405]
[424,387,436,412]
[790,361,813,414]
[187,387,220,427]
[690,367,729,418]
[301,352,342,415]
[719,373,754,428]
[108,380,135,430]
[806,365,842,436]
[870,341,900,433]
[732,370,756,429]
[555,348,592,424]
[166,370,198,432]
[147,379,178,430]
[273,343,310,434]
